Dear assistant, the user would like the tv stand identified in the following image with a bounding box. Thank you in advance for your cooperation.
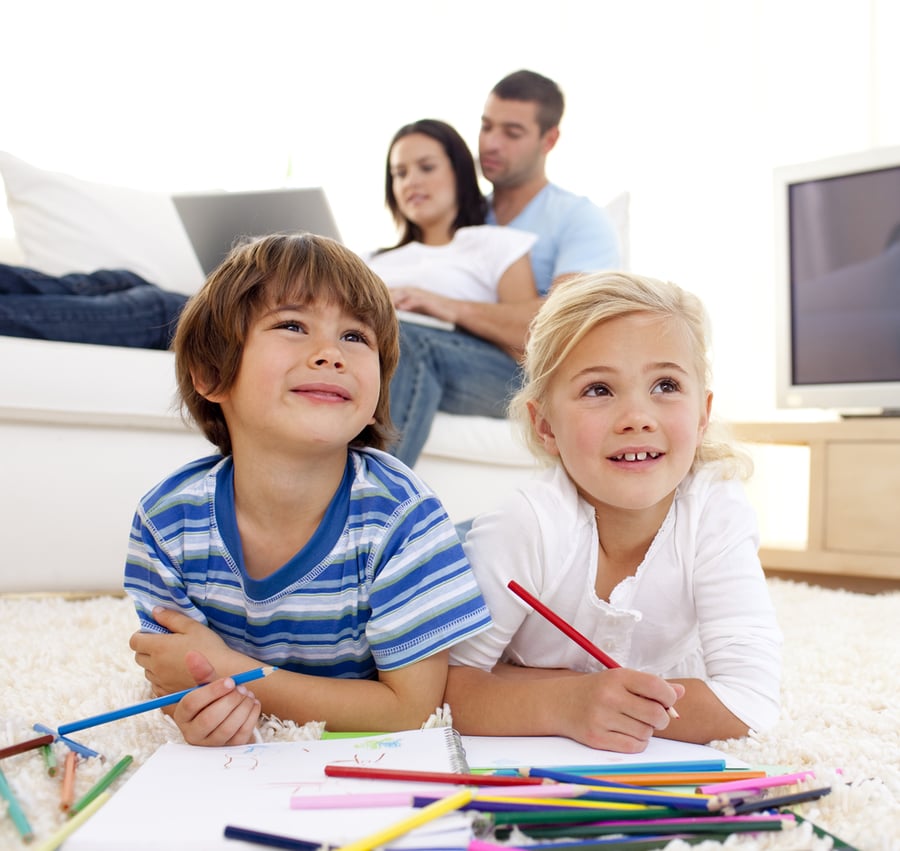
[731,419,900,588]
[840,409,900,419]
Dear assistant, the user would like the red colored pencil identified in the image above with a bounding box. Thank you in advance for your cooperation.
[323,765,547,786]
[507,580,680,720]
[0,733,55,762]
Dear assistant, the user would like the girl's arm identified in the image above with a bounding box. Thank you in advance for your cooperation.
[674,477,783,739]
[445,662,684,754]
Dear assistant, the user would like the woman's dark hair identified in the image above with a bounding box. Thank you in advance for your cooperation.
[384,118,487,248]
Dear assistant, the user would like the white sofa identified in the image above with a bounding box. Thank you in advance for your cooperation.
[0,153,627,594]
[0,235,540,594]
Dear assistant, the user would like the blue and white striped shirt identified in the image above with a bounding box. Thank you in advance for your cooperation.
[124,448,491,678]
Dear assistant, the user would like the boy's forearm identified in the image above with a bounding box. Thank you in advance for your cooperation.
[444,665,565,737]
[248,656,448,732]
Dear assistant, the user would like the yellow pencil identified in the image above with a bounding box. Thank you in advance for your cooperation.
[35,790,111,851]
[334,788,474,851]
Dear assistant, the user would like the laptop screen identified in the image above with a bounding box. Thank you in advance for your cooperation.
[172,187,342,276]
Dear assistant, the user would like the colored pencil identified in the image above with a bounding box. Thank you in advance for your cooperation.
[334,788,474,851]
[0,732,55,761]
[68,754,134,816]
[586,770,763,787]
[698,768,815,794]
[323,764,547,786]
[507,581,679,720]
[291,792,414,809]
[726,785,832,815]
[0,765,33,842]
[41,743,58,776]
[60,750,78,812]
[57,665,277,735]
[490,806,676,826]
[538,760,727,775]
[519,814,792,838]
[33,723,101,759]
[525,768,720,813]
[35,791,111,851]
[224,825,326,850]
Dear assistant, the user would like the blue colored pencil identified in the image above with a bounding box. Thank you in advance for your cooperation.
[224,825,326,849]
[532,760,726,775]
[57,665,277,736]
[33,723,102,759]
[525,768,720,813]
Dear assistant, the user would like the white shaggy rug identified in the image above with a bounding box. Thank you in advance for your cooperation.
[1,579,899,850]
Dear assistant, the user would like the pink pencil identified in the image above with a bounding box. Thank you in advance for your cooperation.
[698,769,816,794]
[507,580,680,719]
[291,792,413,809]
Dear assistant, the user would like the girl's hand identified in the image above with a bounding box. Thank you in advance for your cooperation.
[559,668,685,753]
[171,650,262,747]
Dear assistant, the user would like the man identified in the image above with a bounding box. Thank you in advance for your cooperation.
[389,70,621,467]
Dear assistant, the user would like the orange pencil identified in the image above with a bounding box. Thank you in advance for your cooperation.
[60,750,78,811]
[585,770,768,787]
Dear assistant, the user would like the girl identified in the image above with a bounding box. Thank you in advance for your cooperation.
[445,271,782,753]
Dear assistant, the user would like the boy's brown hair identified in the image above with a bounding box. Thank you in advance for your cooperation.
[173,232,399,456]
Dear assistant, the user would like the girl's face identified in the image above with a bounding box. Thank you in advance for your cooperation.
[389,133,458,244]
[529,312,712,522]
[203,297,381,459]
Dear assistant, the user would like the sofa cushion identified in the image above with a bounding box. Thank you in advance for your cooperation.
[0,151,205,295]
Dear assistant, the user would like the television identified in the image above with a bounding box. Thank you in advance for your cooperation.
[774,145,900,416]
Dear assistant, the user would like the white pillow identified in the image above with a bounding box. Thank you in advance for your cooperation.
[604,190,630,271]
[0,151,205,295]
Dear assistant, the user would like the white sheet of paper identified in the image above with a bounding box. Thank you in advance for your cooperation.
[66,729,473,851]
[460,734,748,771]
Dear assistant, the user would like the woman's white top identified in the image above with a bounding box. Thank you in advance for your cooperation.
[450,462,783,733]
[366,225,536,302]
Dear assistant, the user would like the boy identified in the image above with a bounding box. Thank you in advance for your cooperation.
[126,233,491,746]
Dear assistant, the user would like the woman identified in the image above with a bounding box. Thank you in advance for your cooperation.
[367,118,537,331]
[366,119,539,466]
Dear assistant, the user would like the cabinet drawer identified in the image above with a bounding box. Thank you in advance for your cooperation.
[825,443,900,556]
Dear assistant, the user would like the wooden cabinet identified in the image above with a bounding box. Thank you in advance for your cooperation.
[730,420,900,585]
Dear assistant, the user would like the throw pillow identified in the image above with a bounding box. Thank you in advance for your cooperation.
[0,152,205,295]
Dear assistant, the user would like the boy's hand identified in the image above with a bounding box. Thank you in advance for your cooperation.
[130,607,247,695]
[171,650,262,747]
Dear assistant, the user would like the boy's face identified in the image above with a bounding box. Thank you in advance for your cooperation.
[205,297,381,457]
[529,312,712,525]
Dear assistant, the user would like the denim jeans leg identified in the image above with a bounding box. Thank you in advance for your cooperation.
[389,321,522,466]
[0,264,189,348]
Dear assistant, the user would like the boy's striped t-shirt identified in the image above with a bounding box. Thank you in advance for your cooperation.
[124,448,491,677]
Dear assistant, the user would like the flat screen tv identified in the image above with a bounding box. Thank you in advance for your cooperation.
[774,145,900,416]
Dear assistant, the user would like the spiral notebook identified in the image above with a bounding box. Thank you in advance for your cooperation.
[67,727,471,850]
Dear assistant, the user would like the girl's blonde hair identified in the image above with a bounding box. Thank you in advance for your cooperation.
[509,271,751,477]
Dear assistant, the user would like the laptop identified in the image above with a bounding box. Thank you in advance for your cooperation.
[172,187,342,276]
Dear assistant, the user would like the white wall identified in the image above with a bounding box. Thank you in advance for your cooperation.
[2,0,898,426]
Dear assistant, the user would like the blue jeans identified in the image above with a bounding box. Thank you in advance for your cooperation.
[0,264,189,349]
[388,321,523,466]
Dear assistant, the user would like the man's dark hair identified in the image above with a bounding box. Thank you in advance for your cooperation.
[491,70,564,134]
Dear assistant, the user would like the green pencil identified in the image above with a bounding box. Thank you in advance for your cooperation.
[0,765,34,842]
[41,742,58,776]
[69,754,133,816]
